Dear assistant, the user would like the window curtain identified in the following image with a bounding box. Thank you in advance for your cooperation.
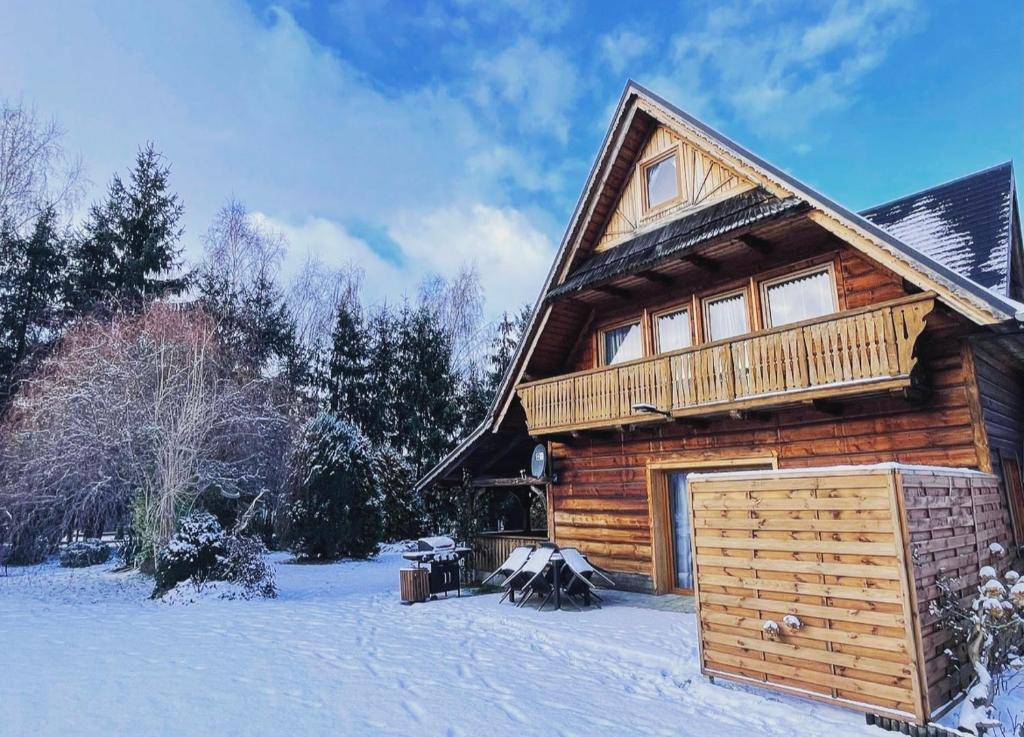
[604,323,641,365]
[657,309,691,353]
[705,293,748,341]
[765,270,834,327]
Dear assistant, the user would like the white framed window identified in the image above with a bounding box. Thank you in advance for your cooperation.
[703,289,749,342]
[642,151,681,212]
[654,307,691,353]
[760,265,838,328]
[601,321,643,365]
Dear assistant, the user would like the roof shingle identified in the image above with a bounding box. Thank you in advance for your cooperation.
[547,188,806,299]
[860,162,1015,296]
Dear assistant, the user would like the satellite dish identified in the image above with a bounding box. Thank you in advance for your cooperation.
[530,444,547,479]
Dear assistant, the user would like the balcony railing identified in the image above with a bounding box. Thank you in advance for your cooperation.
[517,293,935,435]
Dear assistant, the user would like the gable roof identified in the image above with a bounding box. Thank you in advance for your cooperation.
[414,82,1023,492]
[860,162,1016,297]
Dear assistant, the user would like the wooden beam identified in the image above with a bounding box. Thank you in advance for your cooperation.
[682,253,720,273]
[593,284,632,300]
[636,270,674,286]
[807,398,844,416]
[728,410,771,422]
[738,233,774,255]
[471,475,546,488]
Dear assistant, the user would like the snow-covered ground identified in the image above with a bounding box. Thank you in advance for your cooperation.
[2,552,885,737]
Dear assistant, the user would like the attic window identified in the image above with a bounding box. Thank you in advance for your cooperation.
[643,152,680,211]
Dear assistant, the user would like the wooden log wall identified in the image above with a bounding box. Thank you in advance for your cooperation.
[900,469,1012,717]
[687,467,925,721]
[548,246,986,583]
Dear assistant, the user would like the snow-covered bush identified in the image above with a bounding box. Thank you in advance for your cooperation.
[218,534,276,599]
[154,512,227,594]
[59,539,110,568]
[931,545,1024,735]
[286,412,383,561]
[154,512,276,599]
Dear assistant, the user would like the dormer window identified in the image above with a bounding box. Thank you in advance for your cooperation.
[643,151,681,212]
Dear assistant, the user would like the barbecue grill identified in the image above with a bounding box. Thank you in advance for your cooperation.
[401,536,472,598]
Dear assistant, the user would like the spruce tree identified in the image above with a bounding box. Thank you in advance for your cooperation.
[0,206,69,395]
[325,300,367,427]
[397,303,460,479]
[72,144,187,311]
[362,306,402,446]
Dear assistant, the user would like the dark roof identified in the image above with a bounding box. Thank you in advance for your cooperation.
[861,162,1016,297]
[547,188,807,299]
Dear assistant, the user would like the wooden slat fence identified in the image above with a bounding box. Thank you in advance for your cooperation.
[517,293,934,434]
[688,467,927,721]
[471,534,547,579]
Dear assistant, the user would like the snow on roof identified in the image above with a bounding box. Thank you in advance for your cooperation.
[861,162,1016,297]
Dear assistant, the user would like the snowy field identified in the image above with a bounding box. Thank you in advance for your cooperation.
[2,552,885,737]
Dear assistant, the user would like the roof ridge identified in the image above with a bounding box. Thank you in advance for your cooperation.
[860,161,1014,215]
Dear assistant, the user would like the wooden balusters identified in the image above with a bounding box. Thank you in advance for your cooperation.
[516,294,935,434]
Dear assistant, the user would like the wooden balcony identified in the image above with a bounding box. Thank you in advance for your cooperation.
[517,293,935,435]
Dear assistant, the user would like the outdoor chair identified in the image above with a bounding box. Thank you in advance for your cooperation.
[508,545,556,608]
[480,544,534,588]
[559,547,615,606]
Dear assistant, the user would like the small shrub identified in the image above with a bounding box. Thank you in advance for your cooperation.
[217,534,276,599]
[59,539,111,568]
[154,512,226,594]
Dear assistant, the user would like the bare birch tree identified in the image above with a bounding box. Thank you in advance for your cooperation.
[0,303,291,565]
[0,100,83,232]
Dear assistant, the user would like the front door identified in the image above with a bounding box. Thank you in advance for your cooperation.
[668,472,694,590]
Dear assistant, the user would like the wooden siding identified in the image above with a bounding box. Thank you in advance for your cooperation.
[688,467,926,720]
[900,470,1011,717]
[545,248,984,581]
[595,125,755,252]
[518,294,934,435]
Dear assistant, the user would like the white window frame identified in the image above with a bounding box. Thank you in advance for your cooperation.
[759,263,839,329]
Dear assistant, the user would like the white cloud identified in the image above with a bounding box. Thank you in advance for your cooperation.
[0,0,567,321]
[259,202,553,317]
[642,0,921,137]
[600,30,651,76]
[472,38,580,144]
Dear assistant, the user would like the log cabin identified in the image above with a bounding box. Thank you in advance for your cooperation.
[416,82,1024,724]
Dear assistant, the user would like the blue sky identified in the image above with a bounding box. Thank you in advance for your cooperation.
[1,0,1020,318]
